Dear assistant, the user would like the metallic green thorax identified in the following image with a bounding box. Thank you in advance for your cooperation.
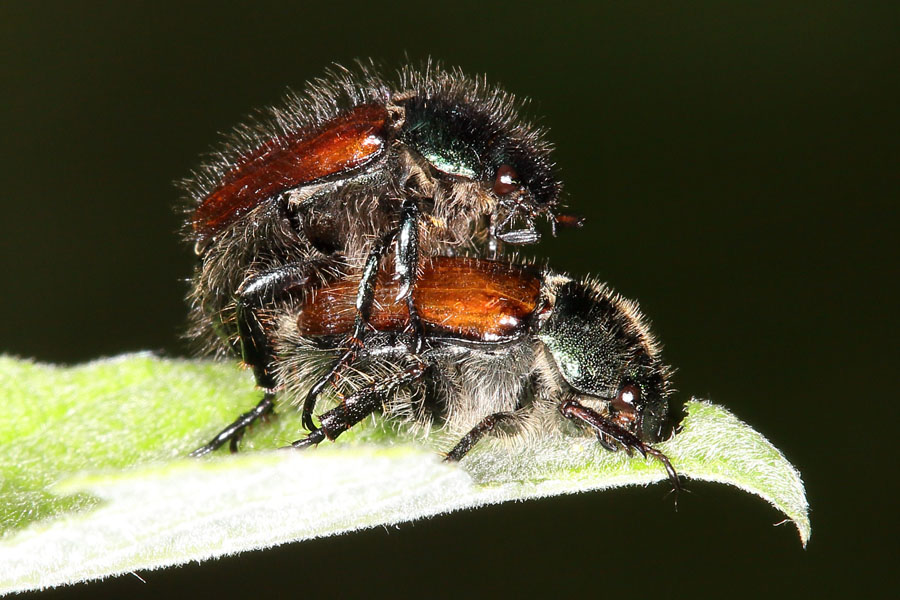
[537,280,671,442]
[400,100,484,178]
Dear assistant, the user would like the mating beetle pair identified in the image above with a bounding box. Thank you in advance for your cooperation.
[183,62,678,486]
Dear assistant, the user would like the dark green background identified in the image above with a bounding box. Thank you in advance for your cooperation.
[3,2,896,598]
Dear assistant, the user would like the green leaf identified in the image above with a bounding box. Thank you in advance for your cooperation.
[0,354,809,594]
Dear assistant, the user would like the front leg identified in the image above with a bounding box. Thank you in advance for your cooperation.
[559,399,680,493]
[491,195,541,245]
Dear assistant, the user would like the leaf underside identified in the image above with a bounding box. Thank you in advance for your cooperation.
[0,354,809,594]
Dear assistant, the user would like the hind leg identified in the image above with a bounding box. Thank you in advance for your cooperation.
[191,262,318,456]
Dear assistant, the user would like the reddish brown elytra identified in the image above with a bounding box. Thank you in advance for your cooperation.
[296,256,542,343]
[192,104,389,241]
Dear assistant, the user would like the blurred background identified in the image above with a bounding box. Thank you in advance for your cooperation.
[2,1,896,598]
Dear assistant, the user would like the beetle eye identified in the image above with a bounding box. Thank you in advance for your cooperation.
[493,164,520,195]
[611,384,640,422]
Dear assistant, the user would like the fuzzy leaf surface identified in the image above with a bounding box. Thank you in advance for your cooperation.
[0,354,809,594]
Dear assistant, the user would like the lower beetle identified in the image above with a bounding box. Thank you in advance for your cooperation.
[192,257,678,487]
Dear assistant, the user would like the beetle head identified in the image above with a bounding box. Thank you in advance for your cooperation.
[538,278,673,443]
[395,89,561,238]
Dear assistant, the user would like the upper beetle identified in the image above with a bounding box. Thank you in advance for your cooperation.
[182,62,576,407]
[187,62,565,256]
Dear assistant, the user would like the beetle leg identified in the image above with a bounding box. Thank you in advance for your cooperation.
[300,228,398,432]
[192,262,323,457]
[300,196,427,433]
[496,227,541,245]
[190,393,276,457]
[559,399,681,493]
[292,361,427,449]
[595,431,620,453]
[489,205,515,240]
[444,411,521,462]
[493,195,542,245]
[236,263,322,389]
[300,343,361,432]
[395,197,425,353]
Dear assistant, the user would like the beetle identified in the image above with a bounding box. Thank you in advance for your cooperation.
[182,61,580,433]
[191,256,679,489]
